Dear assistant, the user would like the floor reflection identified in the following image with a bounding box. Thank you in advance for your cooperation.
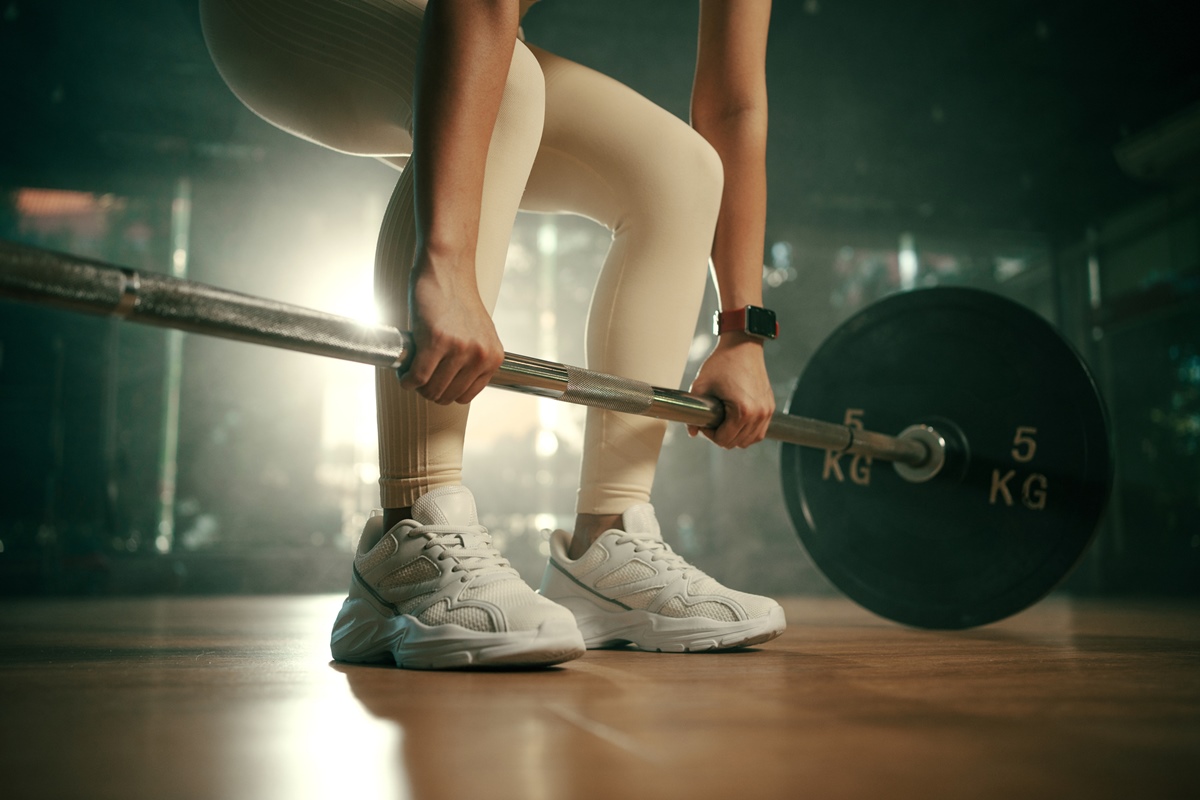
[332,661,576,800]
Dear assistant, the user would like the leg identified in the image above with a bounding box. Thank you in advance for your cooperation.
[202,0,545,515]
[521,47,785,652]
[519,46,723,550]
[202,1,585,668]
[375,39,546,515]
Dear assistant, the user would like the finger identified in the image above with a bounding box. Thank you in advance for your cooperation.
[752,412,774,444]
[398,351,438,392]
[437,374,477,405]
[724,424,744,450]
[732,414,763,448]
[753,402,777,442]
[418,354,466,404]
[732,406,770,449]
[717,426,743,449]
[439,361,492,405]
[458,372,493,405]
[714,407,746,449]
[737,410,771,448]
[458,347,505,403]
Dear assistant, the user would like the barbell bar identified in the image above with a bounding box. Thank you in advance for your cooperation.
[0,240,935,474]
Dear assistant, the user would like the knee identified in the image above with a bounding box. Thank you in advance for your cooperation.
[640,128,724,230]
[680,134,725,215]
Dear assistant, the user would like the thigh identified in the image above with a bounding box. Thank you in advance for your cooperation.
[199,0,424,156]
[519,45,722,226]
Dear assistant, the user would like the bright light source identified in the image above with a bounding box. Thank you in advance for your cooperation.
[538,397,559,429]
[537,221,558,255]
[317,261,382,472]
[315,259,381,326]
[321,361,378,451]
[898,232,918,291]
[356,461,380,484]
[535,429,559,458]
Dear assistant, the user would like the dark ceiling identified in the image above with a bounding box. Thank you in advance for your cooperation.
[1,0,1197,240]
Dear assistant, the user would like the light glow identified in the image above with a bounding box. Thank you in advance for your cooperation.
[898,232,918,290]
[535,429,559,458]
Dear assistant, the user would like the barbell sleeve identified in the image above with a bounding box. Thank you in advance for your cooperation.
[0,239,930,467]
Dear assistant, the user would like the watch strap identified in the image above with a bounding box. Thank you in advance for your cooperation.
[713,306,779,339]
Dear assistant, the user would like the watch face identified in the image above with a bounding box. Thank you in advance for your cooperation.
[746,306,777,338]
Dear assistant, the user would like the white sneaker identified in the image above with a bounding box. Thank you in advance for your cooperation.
[330,486,585,669]
[539,504,786,652]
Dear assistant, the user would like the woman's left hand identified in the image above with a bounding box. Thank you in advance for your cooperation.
[687,336,775,449]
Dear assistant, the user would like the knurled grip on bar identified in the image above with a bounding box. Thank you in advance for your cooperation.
[561,365,655,415]
[0,238,931,467]
[0,239,413,370]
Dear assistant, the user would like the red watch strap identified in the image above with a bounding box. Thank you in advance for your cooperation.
[715,307,749,335]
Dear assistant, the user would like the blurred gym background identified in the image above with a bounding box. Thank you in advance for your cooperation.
[0,0,1196,599]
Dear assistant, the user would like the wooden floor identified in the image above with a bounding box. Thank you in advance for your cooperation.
[0,595,1197,800]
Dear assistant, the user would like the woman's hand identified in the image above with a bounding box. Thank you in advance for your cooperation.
[397,0,518,406]
[687,335,775,448]
[399,254,504,406]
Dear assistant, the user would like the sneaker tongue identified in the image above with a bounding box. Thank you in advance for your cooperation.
[412,486,479,527]
[620,503,661,539]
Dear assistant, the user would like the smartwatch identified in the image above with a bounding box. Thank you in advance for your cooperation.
[713,305,779,340]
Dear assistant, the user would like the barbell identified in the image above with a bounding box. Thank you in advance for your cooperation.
[0,239,1113,628]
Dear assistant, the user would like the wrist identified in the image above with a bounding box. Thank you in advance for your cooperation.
[715,330,766,349]
[414,242,477,282]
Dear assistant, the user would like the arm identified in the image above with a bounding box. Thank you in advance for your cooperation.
[401,0,521,405]
[688,0,774,448]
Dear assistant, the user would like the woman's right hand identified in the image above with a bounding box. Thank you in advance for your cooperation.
[399,254,504,406]
[396,1,518,405]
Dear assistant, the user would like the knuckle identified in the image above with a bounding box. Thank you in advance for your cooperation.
[423,328,447,348]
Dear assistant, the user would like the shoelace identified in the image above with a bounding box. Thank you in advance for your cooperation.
[407,524,520,579]
[613,532,695,576]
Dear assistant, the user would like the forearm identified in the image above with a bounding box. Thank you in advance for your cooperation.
[693,108,768,313]
[691,0,771,319]
[411,0,520,281]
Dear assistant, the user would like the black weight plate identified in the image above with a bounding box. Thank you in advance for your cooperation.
[780,288,1112,629]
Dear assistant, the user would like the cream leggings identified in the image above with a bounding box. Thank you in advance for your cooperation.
[200,0,723,514]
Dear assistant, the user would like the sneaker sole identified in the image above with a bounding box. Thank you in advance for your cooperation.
[330,598,586,670]
[552,596,787,652]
